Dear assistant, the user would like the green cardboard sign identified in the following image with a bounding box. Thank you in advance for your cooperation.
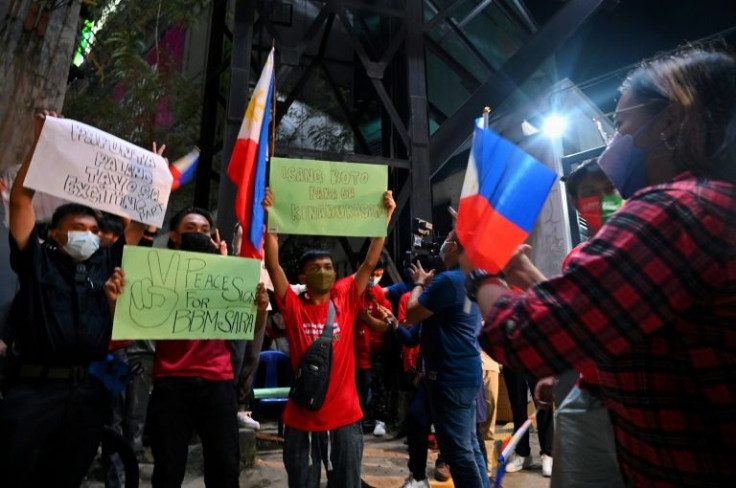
[268,157,387,237]
[112,246,261,340]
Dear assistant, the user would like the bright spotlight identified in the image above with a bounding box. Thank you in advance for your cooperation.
[542,114,568,138]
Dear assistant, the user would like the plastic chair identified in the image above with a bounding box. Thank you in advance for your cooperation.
[251,350,293,436]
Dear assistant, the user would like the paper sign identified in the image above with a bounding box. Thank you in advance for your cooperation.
[24,117,173,227]
[112,246,261,340]
[268,157,387,237]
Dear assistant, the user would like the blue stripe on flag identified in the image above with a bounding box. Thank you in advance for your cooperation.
[473,122,557,233]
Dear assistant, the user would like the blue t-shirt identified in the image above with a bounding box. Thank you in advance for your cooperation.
[418,268,482,387]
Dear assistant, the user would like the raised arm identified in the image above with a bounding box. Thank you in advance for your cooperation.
[354,190,396,295]
[10,111,57,250]
[122,142,170,246]
[262,187,289,300]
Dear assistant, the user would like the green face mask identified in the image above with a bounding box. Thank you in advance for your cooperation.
[305,268,336,294]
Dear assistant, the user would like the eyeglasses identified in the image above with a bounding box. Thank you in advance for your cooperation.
[593,101,665,144]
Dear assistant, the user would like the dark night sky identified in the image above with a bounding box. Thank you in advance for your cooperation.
[524,0,736,111]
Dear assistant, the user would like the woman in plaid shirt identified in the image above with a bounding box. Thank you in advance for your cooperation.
[470,48,736,487]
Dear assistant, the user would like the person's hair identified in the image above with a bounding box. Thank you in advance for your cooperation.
[50,203,100,229]
[298,249,333,274]
[563,159,606,199]
[374,258,386,271]
[622,46,736,181]
[168,207,214,232]
[99,215,125,237]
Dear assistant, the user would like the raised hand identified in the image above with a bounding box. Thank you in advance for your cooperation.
[129,251,180,328]
[211,228,228,256]
[383,190,396,223]
[34,110,62,142]
[409,261,434,287]
[262,187,273,212]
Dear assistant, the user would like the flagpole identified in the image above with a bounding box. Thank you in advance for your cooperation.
[483,106,491,130]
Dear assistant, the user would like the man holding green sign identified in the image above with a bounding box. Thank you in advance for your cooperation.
[106,207,269,488]
[263,184,395,488]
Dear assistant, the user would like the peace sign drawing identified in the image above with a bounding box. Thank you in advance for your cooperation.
[129,251,181,328]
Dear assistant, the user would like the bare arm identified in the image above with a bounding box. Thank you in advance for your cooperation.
[354,190,396,295]
[262,187,289,300]
[254,282,269,333]
[10,112,57,250]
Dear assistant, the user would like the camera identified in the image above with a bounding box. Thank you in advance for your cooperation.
[403,218,444,270]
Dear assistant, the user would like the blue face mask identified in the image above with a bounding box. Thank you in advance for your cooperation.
[64,230,100,262]
[598,119,661,199]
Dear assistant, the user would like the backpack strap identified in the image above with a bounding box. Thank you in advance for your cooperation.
[320,300,336,340]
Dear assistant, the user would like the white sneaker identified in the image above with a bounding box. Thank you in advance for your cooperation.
[541,454,553,477]
[373,420,386,437]
[237,411,260,430]
[401,477,429,488]
[504,453,533,473]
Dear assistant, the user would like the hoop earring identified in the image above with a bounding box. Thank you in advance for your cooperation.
[660,132,678,151]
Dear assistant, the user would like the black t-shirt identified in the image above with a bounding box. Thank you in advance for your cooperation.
[7,229,124,366]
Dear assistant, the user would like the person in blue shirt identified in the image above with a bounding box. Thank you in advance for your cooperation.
[404,230,489,488]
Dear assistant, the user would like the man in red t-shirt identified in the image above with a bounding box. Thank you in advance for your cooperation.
[354,260,394,436]
[263,187,396,488]
[353,260,391,419]
[123,207,269,488]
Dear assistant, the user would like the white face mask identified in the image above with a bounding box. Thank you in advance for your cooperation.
[64,231,100,261]
[368,273,383,288]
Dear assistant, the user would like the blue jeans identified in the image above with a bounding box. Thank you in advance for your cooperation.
[427,381,490,488]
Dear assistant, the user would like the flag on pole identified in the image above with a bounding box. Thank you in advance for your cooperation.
[457,119,556,272]
[227,48,275,259]
[169,147,200,191]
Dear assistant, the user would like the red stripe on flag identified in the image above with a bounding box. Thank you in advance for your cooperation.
[227,137,262,259]
[169,165,182,191]
[457,195,528,273]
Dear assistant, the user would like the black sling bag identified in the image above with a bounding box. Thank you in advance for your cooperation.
[289,300,336,411]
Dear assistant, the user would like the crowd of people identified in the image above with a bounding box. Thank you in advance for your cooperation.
[1,46,735,488]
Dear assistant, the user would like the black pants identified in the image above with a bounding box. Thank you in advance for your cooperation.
[283,421,364,488]
[368,352,389,422]
[356,367,371,416]
[148,377,240,488]
[503,368,553,456]
[0,377,109,487]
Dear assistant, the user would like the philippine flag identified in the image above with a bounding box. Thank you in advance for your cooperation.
[227,48,275,259]
[169,147,200,191]
[457,119,557,272]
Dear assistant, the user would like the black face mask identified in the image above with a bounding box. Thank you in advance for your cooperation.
[180,232,215,253]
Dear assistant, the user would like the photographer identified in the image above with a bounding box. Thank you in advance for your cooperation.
[404,230,488,488]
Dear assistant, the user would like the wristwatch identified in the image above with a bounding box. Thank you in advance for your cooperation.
[465,269,507,302]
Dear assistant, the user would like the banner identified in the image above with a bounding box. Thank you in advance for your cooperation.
[112,247,261,340]
[268,157,387,237]
[24,117,173,227]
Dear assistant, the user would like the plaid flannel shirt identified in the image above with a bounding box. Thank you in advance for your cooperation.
[481,173,736,487]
